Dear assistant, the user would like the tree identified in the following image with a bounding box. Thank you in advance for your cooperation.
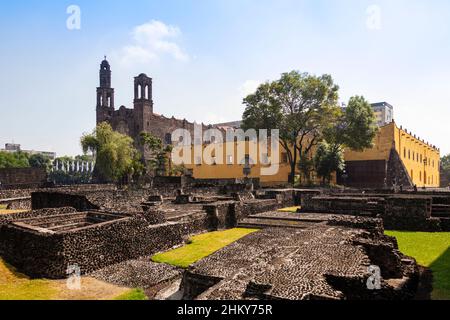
[324,96,378,152]
[81,122,141,183]
[140,132,174,176]
[242,71,340,183]
[29,154,51,172]
[441,154,450,187]
[0,151,30,169]
[314,142,345,185]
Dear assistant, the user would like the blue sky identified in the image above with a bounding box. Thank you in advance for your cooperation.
[1,0,450,156]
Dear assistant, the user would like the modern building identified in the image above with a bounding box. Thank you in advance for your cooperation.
[341,121,440,188]
[1,143,56,160]
[371,102,394,127]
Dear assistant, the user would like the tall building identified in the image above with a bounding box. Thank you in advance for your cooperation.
[371,102,394,127]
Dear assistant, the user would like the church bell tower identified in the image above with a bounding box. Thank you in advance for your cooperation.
[96,57,115,124]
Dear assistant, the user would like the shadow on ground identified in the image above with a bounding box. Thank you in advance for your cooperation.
[429,247,450,300]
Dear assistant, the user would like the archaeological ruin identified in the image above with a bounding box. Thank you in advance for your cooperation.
[1,177,449,300]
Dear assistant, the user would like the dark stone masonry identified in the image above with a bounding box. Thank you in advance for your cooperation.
[1,181,449,299]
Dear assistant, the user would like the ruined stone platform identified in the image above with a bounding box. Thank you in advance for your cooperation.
[183,217,418,300]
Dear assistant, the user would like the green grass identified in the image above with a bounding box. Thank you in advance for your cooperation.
[152,228,259,268]
[278,207,300,213]
[0,258,58,300]
[114,288,148,300]
[385,231,450,300]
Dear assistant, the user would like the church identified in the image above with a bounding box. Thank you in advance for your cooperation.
[95,58,211,160]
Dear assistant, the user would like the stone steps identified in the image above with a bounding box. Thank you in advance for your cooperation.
[431,205,450,217]
[439,218,450,231]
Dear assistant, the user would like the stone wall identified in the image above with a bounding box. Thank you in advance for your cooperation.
[32,192,100,211]
[301,193,444,231]
[382,196,439,231]
[0,209,203,279]
[301,196,386,217]
[0,168,48,189]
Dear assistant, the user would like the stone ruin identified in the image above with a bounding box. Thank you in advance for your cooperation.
[0,183,295,279]
[300,190,450,232]
[184,215,418,300]
[1,181,446,300]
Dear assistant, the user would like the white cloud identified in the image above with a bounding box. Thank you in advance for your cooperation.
[119,20,189,66]
[239,80,262,98]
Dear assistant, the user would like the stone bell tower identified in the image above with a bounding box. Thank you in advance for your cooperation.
[133,73,154,135]
[96,57,115,124]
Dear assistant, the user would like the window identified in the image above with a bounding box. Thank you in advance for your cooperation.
[404,148,406,158]
[420,171,422,182]
[245,154,250,165]
[164,133,172,145]
[226,155,233,165]
[281,153,289,164]
[261,153,269,165]
[408,150,411,159]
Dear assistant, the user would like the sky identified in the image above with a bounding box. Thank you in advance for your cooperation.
[0,0,450,156]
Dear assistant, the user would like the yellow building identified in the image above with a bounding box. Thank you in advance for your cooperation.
[342,121,440,188]
[180,137,332,187]
[182,140,295,186]
[178,121,439,189]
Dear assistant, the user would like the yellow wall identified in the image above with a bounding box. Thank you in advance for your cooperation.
[345,122,440,188]
[181,140,323,186]
[178,122,440,188]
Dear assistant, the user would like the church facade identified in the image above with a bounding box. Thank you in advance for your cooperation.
[95,58,210,160]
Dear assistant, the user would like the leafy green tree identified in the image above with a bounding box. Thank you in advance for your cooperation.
[242,71,340,183]
[81,122,141,183]
[140,132,173,176]
[441,154,450,187]
[297,153,314,185]
[29,154,52,172]
[314,142,345,185]
[0,151,30,169]
[324,96,378,152]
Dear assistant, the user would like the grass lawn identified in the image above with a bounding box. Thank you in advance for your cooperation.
[278,207,300,213]
[0,204,28,215]
[0,258,147,300]
[114,288,147,300]
[0,209,28,215]
[152,228,259,268]
[385,231,450,300]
